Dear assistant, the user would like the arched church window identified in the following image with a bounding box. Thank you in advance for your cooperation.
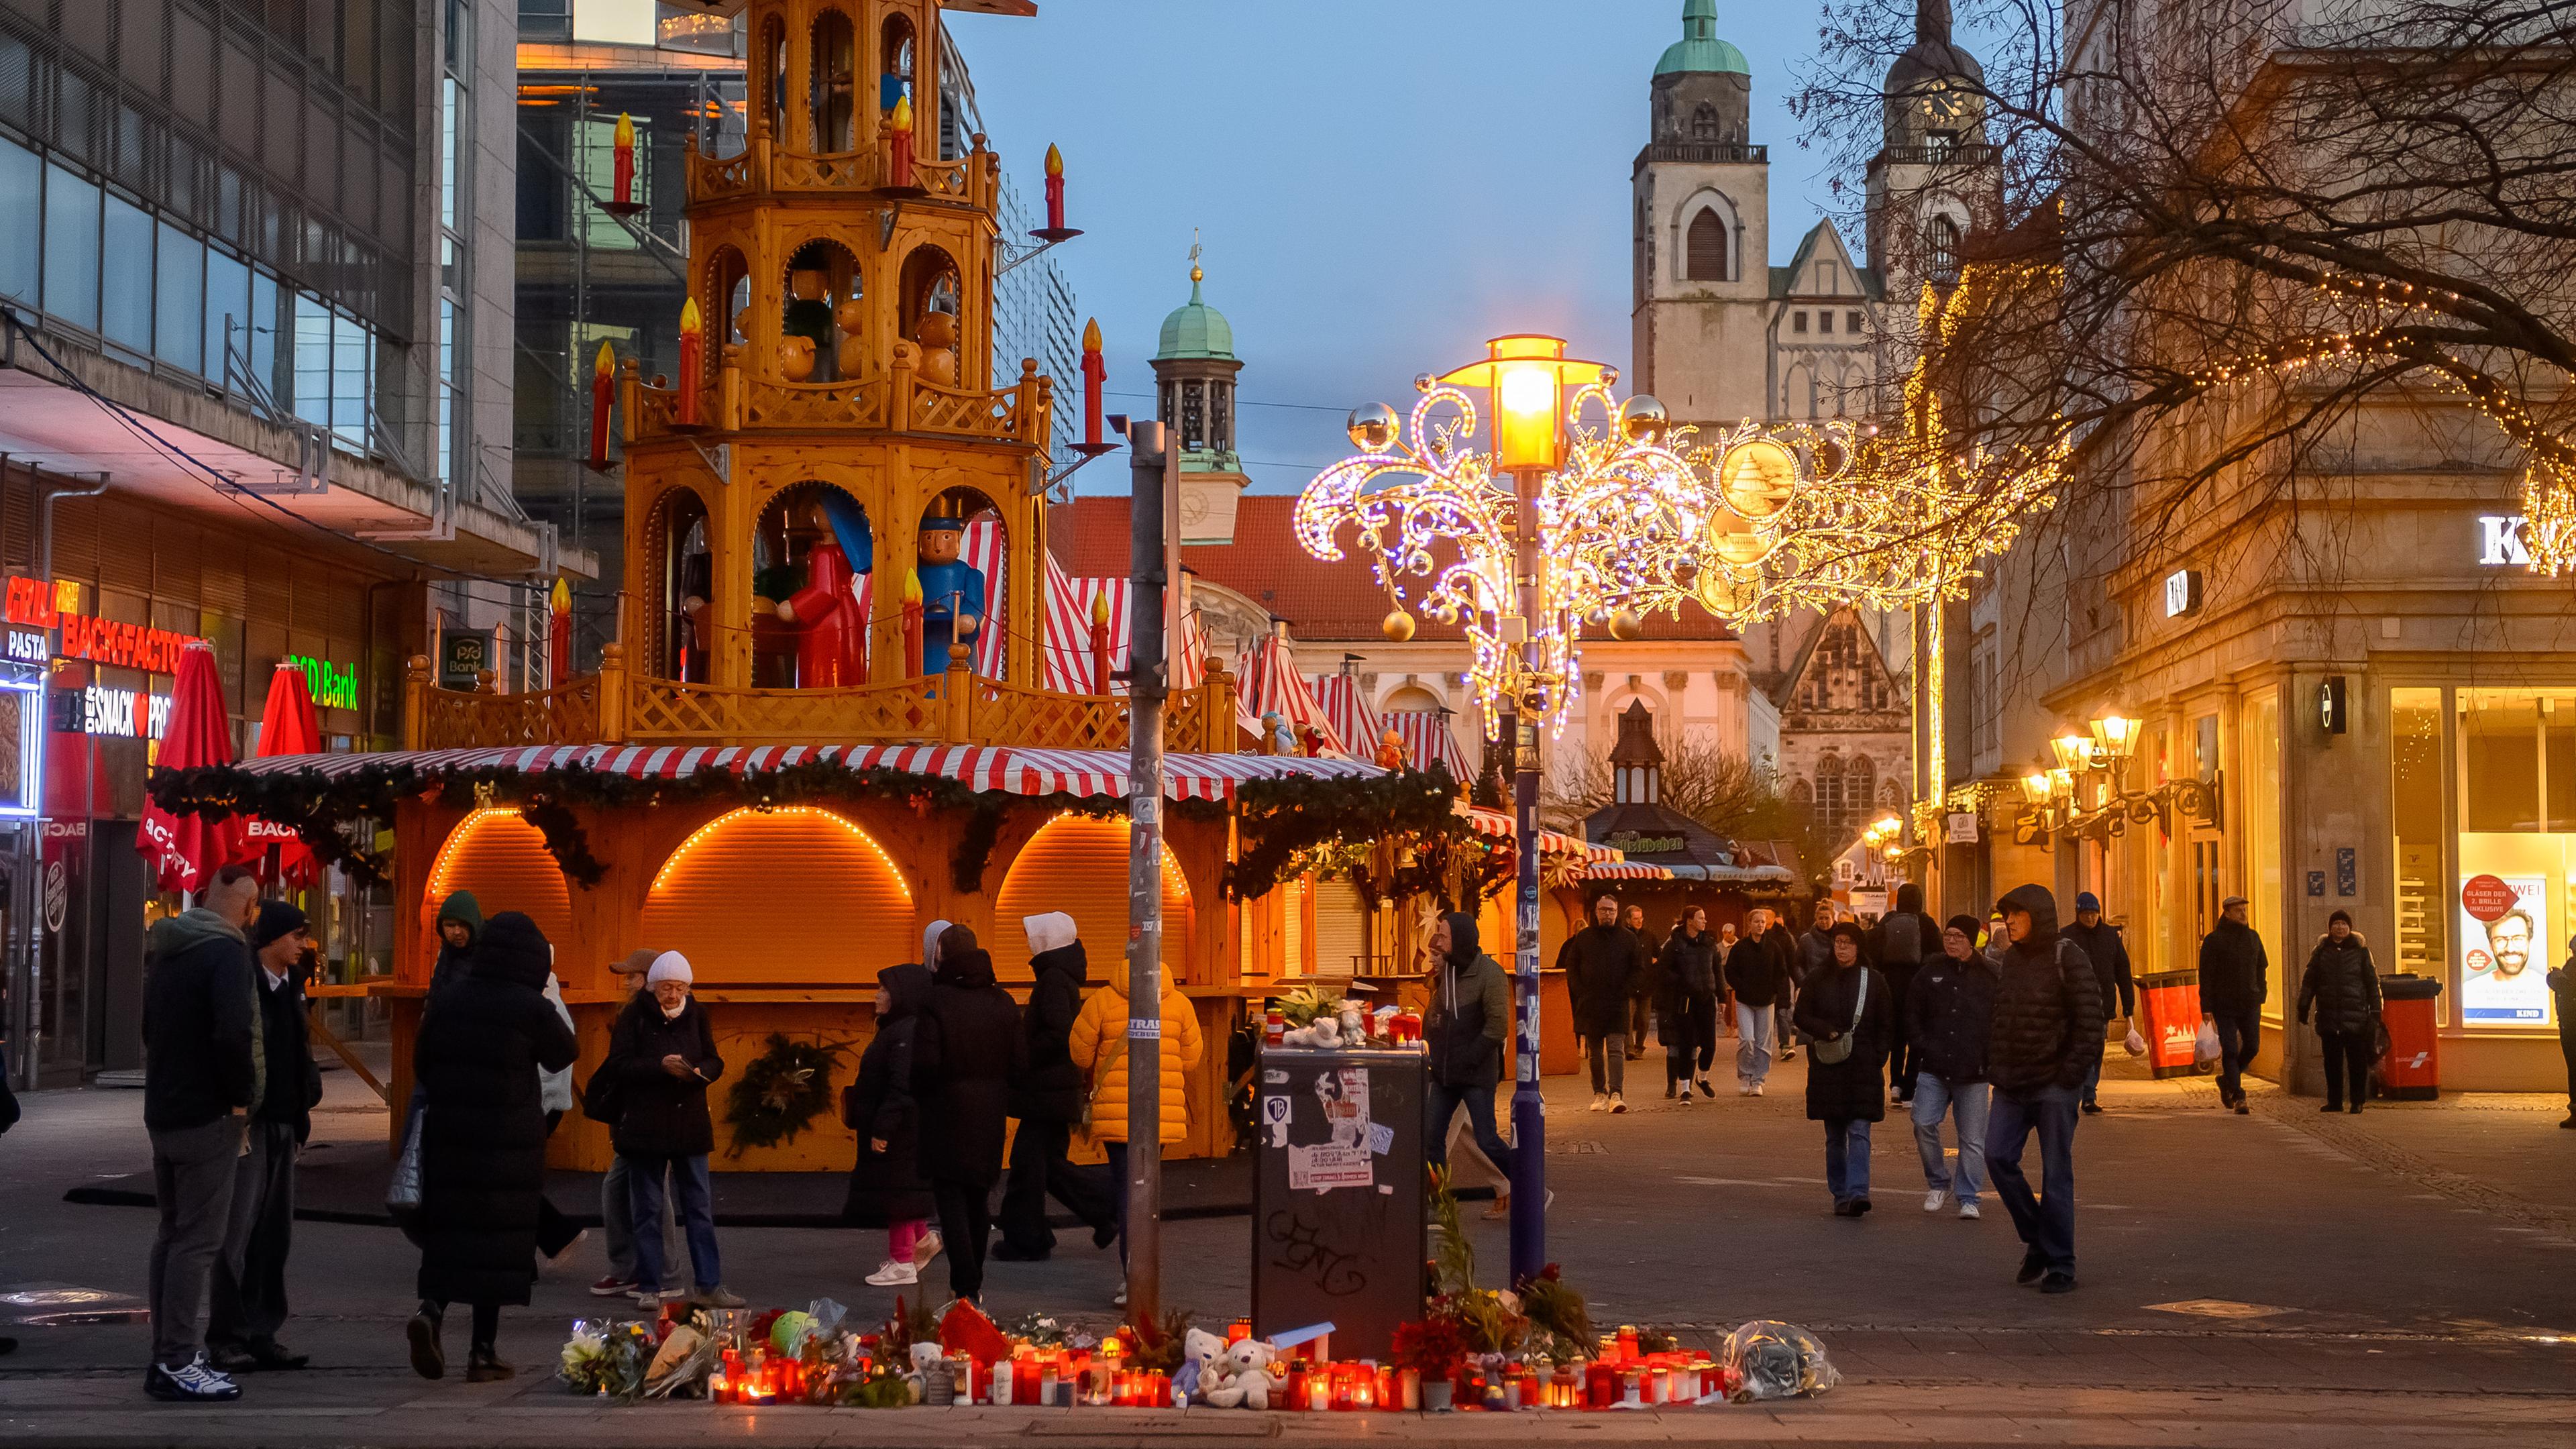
[1181,380,1205,450]
[1690,103,1720,142]
[1686,208,1728,282]
[1925,215,1962,284]
[1845,755,1875,828]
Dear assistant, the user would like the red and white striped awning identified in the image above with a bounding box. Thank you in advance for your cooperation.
[1038,555,1210,694]
[219,744,1383,803]
[1463,805,1624,863]
[1576,861,1676,881]
[1307,674,1382,762]
[1236,635,1344,755]
[1383,709,1473,780]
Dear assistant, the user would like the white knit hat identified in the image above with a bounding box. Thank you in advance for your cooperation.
[922,918,953,967]
[646,950,693,985]
[1024,912,1077,956]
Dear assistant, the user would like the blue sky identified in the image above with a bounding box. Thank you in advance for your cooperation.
[950,1,1848,494]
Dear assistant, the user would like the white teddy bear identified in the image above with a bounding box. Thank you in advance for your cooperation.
[1177,1327,1228,1404]
[1201,1338,1281,1410]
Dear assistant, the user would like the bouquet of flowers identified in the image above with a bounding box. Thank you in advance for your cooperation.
[557,1318,657,1398]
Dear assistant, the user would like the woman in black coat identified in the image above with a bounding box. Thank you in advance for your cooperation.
[996,913,1115,1261]
[1792,921,1894,1217]
[914,927,1026,1303]
[1658,908,1721,1101]
[407,912,578,1383]
[843,962,937,1287]
[2297,911,2382,1114]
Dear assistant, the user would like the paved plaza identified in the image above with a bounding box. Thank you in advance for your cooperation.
[3,1048,2571,1446]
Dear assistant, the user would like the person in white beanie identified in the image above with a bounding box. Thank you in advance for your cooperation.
[993,914,1117,1260]
[604,951,737,1309]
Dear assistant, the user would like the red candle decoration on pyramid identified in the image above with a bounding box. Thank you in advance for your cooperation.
[588,340,614,470]
[902,568,925,676]
[1087,587,1112,694]
[1044,142,1065,231]
[1080,317,1106,449]
[612,111,636,209]
[888,94,914,189]
[676,297,702,427]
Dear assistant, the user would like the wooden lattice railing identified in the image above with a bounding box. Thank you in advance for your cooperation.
[403,653,1239,754]
[680,133,996,209]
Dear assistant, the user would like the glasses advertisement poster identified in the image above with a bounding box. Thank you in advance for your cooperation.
[2457,871,2555,1026]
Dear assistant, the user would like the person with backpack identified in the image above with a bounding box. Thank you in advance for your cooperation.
[1983,885,2106,1294]
[2297,910,2382,1114]
[1422,910,1515,1216]
[1871,883,1939,1106]
[1793,922,1893,1217]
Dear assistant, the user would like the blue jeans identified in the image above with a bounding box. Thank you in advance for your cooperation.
[1911,1073,1990,1203]
[2080,1053,2103,1106]
[625,1152,722,1293]
[1424,1079,1514,1178]
[1986,1083,2079,1272]
[1822,1118,1872,1203]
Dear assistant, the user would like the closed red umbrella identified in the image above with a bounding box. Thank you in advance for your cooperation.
[138,640,244,894]
[235,660,322,886]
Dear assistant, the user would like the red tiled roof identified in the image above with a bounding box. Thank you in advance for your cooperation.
[1049,495,1733,644]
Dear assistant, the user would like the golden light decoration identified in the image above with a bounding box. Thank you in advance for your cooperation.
[1296,369,1761,738]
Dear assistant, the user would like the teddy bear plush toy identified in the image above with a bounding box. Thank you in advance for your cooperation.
[1177,1327,1228,1404]
[1201,1338,1281,1409]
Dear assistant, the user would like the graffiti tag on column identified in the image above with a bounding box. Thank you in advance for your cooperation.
[1265,1210,1367,1297]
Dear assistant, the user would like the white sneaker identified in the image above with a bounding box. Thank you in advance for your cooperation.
[1589,1093,1609,1112]
[1112,1287,1128,1309]
[913,1230,945,1267]
[1737,1083,1755,1096]
[1957,1200,1982,1221]
[1609,1093,1627,1114]
[865,1259,919,1287]
[1923,1189,1947,1214]
[630,1287,665,1309]
[1751,1083,1766,1097]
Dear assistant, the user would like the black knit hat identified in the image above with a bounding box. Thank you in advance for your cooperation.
[472,910,555,989]
[1946,914,1984,937]
[2328,909,2352,927]
[250,900,308,953]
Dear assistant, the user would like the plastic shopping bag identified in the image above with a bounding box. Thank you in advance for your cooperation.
[2193,1020,2222,1064]
[1721,1320,1839,1402]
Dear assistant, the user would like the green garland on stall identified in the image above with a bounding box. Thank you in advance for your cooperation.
[723,1032,859,1157]
[150,757,1459,899]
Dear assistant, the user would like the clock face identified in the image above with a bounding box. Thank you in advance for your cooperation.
[1180,492,1210,527]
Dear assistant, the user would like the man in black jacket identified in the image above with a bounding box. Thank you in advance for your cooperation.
[2061,892,2136,1115]
[1724,907,1790,1095]
[1621,903,1658,1061]
[208,903,322,1374]
[1908,916,1999,1220]
[994,913,1116,1261]
[1983,884,2104,1295]
[916,926,1027,1302]
[141,867,264,1401]
[2197,896,2269,1113]
[1424,911,1515,1216]
[1558,895,1645,1111]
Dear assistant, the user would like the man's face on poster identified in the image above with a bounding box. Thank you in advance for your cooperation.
[2487,911,2533,977]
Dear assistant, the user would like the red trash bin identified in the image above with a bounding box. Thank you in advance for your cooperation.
[2375,974,2443,1099]
[2134,969,2207,1079]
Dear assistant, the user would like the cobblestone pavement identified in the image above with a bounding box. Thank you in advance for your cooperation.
[3,1046,2571,1446]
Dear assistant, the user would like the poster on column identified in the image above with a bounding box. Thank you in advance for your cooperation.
[2457,873,2553,1024]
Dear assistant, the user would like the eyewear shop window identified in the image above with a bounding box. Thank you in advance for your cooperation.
[2392,688,2571,1031]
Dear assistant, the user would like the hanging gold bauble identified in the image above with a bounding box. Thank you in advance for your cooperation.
[1381,609,1417,643]
[1607,609,1644,641]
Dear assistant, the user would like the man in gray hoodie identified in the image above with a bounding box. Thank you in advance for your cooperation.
[140,867,264,1401]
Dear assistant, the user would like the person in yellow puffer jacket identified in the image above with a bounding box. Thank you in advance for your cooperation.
[1067,969,1203,1293]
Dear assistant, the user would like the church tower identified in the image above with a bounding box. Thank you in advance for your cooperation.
[615,0,1056,694]
[1150,250,1251,546]
[1631,0,1773,429]
[1863,0,2002,310]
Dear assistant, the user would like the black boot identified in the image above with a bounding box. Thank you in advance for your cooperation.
[465,1343,515,1383]
[407,1302,445,1381]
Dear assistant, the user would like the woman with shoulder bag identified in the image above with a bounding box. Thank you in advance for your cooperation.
[841,963,937,1287]
[1792,921,1894,1218]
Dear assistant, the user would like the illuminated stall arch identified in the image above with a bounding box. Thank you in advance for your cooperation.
[994,814,1193,981]
[640,806,914,984]
[421,808,576,961]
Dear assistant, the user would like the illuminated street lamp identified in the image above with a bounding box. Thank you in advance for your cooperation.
[1299,332,1738,1291]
